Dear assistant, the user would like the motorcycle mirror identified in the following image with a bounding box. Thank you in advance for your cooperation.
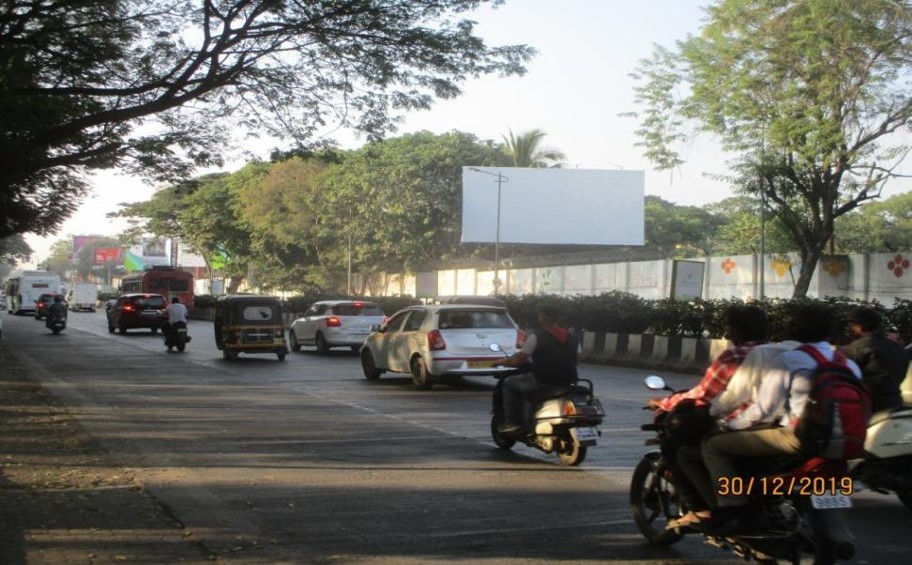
[488,343,502,353]
[644,375,668,391]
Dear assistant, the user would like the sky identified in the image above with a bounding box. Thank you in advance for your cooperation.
[20,0,912,265]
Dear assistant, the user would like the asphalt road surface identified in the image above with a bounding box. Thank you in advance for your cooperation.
[2,311,909,564]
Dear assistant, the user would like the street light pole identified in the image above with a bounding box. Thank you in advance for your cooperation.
[467,167,509,294]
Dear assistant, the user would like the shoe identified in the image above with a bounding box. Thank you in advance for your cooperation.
[667,510,711,531]
[497,422,523,435]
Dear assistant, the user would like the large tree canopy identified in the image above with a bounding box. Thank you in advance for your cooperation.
[629,0,912,296]
[0,0,533,239]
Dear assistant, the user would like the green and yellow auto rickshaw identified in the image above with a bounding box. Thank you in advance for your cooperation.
[214,295,288,361]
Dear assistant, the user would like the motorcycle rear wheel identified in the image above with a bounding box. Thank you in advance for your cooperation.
[629,456,684,546]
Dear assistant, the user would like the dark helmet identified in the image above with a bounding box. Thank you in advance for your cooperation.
[53,295,63,303]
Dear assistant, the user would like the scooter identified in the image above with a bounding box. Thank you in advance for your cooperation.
[850,405,912,509]
[488,344,605,466]
[631,375,856,564]
[46,312,66,335]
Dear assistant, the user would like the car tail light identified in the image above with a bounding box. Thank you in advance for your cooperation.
[427,329,447,351]
[122,304,135,312]
[326,316,342,327]
[353,301,363,308]
[516,330,527,348]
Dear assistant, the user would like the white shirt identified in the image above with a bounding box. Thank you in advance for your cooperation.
[167,302,188,324]
[725,342,861,430]
[710,341,799,417]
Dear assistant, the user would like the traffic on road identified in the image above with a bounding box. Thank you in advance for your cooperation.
[0,309,909,564]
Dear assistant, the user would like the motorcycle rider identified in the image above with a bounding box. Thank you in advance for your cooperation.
[695,302,861,534]
[651,305,772,530]
[163,296,188,351]
[497,304,578,435]
[46,295,67,325]
[842,306,907,413]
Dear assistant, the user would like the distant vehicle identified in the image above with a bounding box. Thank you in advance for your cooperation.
[67,282,98,312]
[360,304,526,389]
[107,293,167,334]
[34,293,66,320]
[120,266,194,310]
[289,300,386,354]
[5,271,62,315]
[214,295,288,361]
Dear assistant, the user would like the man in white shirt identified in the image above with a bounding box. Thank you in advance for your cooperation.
[699,302,861,533]
[164,297,189,350]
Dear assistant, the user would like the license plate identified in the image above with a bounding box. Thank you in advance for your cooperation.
[467,360,494,368]
[811,493,852,510]
[141,311,158,316]
[572,426,599,444]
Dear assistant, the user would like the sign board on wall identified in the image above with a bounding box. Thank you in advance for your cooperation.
[671,260,706,301]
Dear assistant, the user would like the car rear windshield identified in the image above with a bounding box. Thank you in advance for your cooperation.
[242,305,279,322]
[131,296,166,308]
[333,303,383,316]
[438,310,514,329]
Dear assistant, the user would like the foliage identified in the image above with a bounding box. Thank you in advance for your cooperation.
[499,128,566,168]
[645,196,723,257]
[834,191,912,253]
[0,236,32,266]
[0,0,533,239]
[704,196,793,255]
[629,0,912,297]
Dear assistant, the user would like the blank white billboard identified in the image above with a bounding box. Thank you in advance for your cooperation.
[461,167,645,246]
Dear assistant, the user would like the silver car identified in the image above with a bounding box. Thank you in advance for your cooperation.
[360,304,526,389]
[289,300,386,353]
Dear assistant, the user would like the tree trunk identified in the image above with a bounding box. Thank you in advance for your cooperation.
[226,275,245,294]
[792,246,822,298]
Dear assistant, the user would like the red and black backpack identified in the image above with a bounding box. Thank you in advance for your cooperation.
[792,345,871,460]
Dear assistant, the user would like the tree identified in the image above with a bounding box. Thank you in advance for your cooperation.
[644,196,723,257]
[500,128,566,168]
[629,0,912,296]
[0,235,32,267]
[0,0,534,240]
[834,191,912,253]
[705,196,792,256]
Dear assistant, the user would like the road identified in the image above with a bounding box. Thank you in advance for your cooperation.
[1,311,909,564]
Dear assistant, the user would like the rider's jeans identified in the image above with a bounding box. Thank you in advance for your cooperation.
[502,374,553,425]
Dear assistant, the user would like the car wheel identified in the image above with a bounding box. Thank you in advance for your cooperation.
[151,327,158,333]
[223,348,238,361]
[315,332,330,355]
[410,357,434,390]
[361,350,383,380]
[289,330,302,352]
[277,351,286,361]
[107,322,114,334]
[350,345,360,353]
[118,325,127,335]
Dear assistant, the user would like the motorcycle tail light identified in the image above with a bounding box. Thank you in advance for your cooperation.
[427,329,447,351]
[562,400,578,416]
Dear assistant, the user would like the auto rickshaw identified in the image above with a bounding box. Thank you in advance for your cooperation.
[214,295,288,361]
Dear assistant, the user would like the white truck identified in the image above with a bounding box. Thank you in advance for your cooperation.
[5,271,62,314]
[67,282,98,312]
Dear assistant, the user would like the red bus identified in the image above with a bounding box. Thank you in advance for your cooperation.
[120,266,194,309]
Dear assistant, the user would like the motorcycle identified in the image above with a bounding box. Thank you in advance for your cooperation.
[46,311,66,335]
[849,404,912,509]
[163,321,190,352]
[631,375,856,565]
[488,344,605,466]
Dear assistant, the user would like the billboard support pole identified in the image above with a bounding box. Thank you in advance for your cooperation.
[467,167,509,293]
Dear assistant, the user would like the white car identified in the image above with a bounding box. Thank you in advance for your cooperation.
[360,304,526,389]
[289,300,386,354]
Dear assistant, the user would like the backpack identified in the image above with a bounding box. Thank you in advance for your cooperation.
[792,345,871,460]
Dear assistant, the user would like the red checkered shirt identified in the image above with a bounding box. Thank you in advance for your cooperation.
[656,341,763,413]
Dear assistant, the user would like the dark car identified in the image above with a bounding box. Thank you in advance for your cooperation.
[34,293,65,320]
[107,293,167,334]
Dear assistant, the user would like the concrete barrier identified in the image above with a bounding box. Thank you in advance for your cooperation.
[580,332,724,376]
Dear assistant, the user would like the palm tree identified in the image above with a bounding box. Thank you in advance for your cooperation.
[501,128,566,168]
